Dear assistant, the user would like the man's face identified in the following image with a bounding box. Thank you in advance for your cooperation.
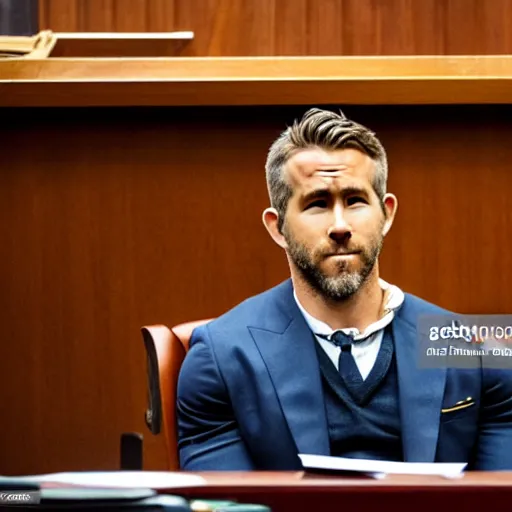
[281,147,387,301]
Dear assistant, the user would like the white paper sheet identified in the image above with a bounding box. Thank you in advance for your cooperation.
[20,471,206,489]
[299,454,467,478]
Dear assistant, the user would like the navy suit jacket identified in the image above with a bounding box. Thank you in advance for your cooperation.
[177,279,512,470]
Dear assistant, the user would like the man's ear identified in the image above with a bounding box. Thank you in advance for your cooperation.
[262,208,288,249]
[382,193,398,237]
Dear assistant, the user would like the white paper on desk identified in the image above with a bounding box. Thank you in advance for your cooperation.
[21,471,206,489]
[299,454,467,478]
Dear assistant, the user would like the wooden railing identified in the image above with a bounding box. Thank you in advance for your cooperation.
[2,54,512,107]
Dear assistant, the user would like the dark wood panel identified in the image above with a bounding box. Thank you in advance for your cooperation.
[38,0,512,56]
[1,105,512,475]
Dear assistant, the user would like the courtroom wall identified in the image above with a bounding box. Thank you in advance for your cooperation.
[1,105,512,474]
[39,0,512,56]
[3,0,511,478]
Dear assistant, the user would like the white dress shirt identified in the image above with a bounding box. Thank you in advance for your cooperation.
[294,279,405,380]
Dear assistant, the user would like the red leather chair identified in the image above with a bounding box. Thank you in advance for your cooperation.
[142,319,213,469]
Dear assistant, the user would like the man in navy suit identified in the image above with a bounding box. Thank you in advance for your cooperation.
[177,108,512,470]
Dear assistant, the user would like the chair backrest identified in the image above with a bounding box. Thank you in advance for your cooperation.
[142,319,212,470]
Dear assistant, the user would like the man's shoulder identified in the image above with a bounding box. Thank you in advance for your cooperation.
[399,291,453,325]
[198,279,293,336]
[402,291,451,313]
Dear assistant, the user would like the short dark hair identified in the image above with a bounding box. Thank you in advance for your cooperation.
[265,108,388,231]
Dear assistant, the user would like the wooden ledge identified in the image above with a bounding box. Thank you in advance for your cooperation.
[1,55,512,107]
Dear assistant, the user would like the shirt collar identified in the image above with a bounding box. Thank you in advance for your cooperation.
[293,278,405,341]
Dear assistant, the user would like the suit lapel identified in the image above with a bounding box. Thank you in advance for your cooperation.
[249,282,447,462]
[249,294,330,456]
[393,313,446,462]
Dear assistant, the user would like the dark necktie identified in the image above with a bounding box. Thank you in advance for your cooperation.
[331,330,364,392]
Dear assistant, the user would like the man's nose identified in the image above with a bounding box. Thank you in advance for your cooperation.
[327,207,352,242]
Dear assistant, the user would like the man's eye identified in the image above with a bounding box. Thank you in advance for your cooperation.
[306,200,327,209]
[347,196,366,206]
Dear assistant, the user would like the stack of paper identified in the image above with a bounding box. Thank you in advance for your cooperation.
[299,454,467,479]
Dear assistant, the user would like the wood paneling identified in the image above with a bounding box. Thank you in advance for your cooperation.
[1,104,512,474]
[38,0,512,56]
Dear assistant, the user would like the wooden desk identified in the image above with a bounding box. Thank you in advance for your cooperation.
[170,472,512,512]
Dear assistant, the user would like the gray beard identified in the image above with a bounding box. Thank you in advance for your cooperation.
[285,235,382,302]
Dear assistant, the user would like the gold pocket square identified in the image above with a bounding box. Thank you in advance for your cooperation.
[441,397,475,413]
